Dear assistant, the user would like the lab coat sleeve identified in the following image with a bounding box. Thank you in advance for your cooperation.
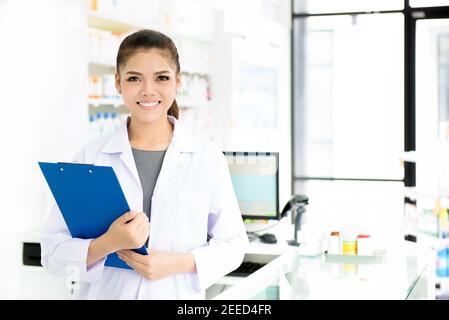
[187,154,249,293]
[40,148,106,283]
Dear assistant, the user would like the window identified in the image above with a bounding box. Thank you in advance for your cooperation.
[416,18,449,197]
[294,14,404,180]
[293,1,449,234]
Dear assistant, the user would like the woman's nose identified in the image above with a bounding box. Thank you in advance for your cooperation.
[140,80,157,96]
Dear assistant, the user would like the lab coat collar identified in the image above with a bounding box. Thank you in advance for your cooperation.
[101,115,200,194]
[101,115,200,154]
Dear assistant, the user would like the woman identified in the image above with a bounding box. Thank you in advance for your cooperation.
[40,29,248,299]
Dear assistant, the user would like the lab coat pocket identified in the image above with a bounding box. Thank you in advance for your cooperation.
[174,190,209,250]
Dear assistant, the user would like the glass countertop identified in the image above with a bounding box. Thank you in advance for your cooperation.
[214,241,434,300]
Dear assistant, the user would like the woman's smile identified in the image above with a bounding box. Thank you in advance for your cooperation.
[136,99,162,110]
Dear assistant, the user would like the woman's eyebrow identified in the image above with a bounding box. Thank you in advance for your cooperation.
[125,71,143,75]
[154,70,171,75]
[125,70,170,75]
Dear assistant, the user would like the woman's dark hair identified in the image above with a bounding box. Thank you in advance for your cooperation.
[116,29,180,119]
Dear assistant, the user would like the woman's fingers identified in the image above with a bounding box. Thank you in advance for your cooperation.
[120,249,148,263]
[117,250,147,269]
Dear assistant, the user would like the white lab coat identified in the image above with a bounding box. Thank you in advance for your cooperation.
[40,115,248,299]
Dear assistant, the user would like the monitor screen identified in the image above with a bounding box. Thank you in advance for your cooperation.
[224,152,279,220]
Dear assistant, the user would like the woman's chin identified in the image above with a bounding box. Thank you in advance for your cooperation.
[131,110,168,124]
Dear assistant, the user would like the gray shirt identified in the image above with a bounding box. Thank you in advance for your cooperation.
[131,148,166,221]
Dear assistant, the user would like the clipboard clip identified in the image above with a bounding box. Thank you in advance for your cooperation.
[57,162,96,173]
[57,162,95,166]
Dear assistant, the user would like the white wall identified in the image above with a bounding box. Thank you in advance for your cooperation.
[210,0,292,208]
[0,0,88,298]
[0,0,88,235]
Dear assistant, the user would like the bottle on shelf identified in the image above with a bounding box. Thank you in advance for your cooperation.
[88,115,98,140]
[356,234,373,256]
[111,112,120,132]
[102,74,116,99]
[328,231,340,254]
[96,112,105,137]
[341,230,357,255]
[89,75,103,99]
[103,112,111,135]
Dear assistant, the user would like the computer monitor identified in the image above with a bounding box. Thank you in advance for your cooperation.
[223,152,279,220]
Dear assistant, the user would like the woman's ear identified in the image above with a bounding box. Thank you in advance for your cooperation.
[115,72,121,94]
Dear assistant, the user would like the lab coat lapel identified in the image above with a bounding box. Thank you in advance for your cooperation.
[152,136,182,197]
[102,115,199,197]
[101,118,141,188]
[120,145,141,188]
[152,116,192,196]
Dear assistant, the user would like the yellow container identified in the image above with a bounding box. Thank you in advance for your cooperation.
[341,240,357,255]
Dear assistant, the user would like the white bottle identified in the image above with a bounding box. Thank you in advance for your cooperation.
[88,115,96,141]
[96,112,105,138]
[356,234,373,256]
[102,74,115,99]
[103,112,111,135]
[111,112,119,132]
[328,231,340,254]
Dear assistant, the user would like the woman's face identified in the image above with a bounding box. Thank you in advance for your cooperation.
[115,49,180,125]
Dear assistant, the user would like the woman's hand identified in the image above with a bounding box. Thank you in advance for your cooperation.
[117,249,196,280]
[86,211,149,267]
[105,211,150,252]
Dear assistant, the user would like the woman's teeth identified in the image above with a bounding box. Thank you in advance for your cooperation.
[138,101,160,107]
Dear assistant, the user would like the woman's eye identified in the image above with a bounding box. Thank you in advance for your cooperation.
[157,76,169,81]
[126,76,140,82]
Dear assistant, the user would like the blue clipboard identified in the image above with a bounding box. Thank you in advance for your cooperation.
[38,162,148,270]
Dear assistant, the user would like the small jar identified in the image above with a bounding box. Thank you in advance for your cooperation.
[328,231,341,254]
[356,234,373,256]
[341,231,357,255]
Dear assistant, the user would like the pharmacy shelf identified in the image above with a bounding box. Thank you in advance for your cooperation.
[177,99,210,108]
[87,11,150,33]
[88,98,123,107]
[89,60,115,68]
[88,104,128,117]
[168,30,213,45]
[181,68,212,76]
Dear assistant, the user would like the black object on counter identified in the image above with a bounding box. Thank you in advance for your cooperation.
[280,194,309,247]
[23,242,42,267]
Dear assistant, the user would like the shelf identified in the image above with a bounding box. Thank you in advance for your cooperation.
[89,61,115,68]
[168,30,213,45]
[181,68,212,76]
[177,99,210,108]
[88,104,128,117]
[88,98,123,107]
[87,11,148,33]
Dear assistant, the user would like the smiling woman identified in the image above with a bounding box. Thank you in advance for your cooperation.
[116,30,181,120]
[114,30,182,151]
[39,29,249,300]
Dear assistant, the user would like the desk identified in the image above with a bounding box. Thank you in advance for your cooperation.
[213,241,435,300]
